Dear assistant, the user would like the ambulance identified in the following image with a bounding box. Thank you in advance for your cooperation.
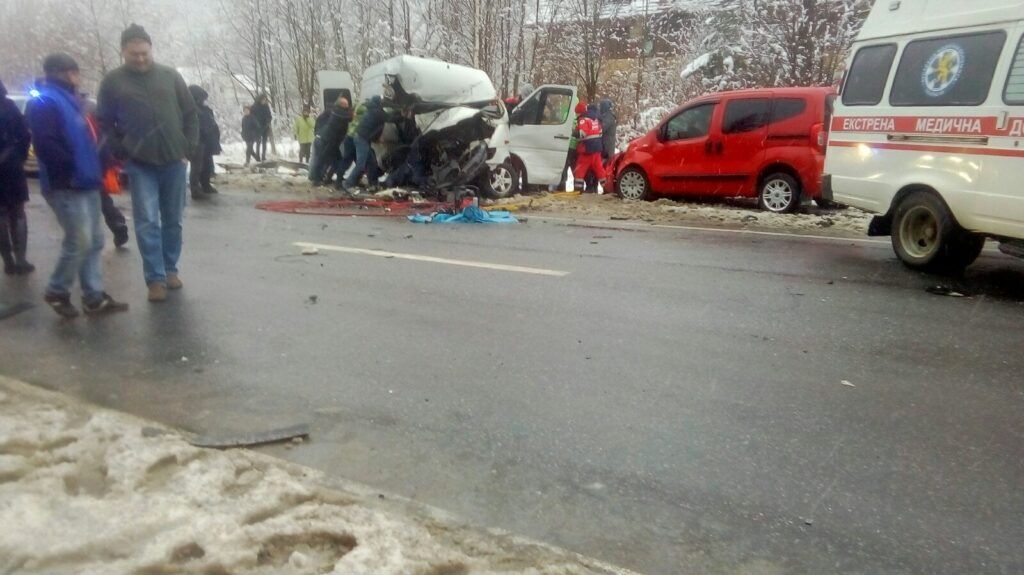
[823,0,1024,271]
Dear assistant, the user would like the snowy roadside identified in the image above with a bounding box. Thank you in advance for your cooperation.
[0,377,636,575]
[212,169,873,239]
[497,194,873,238]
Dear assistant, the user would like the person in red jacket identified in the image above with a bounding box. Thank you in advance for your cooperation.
[574,103,605,193]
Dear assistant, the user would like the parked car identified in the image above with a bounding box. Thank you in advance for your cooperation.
[822,0,1024,271]
[610,87,836,213]
[7,94,38,175]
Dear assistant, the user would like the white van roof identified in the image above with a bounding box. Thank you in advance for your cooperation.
[858,0,1024,41]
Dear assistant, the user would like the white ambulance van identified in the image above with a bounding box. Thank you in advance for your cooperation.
[823,0,1024,272]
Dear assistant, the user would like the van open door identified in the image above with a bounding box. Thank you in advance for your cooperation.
[317,71,355,107]
[506,85,578,186]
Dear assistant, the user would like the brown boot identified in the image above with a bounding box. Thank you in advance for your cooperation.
[166,273,183,290]
[148,282,167,302]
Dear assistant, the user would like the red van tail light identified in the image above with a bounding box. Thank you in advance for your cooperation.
[811,123,827,152]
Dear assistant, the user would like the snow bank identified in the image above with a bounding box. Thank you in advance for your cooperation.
[518,194,872,237]
[0,377,629,575]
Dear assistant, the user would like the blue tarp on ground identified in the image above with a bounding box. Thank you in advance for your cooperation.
[408,205,518,224]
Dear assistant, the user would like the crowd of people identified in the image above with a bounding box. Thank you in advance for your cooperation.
[0,22,623,318]
[0,24,218,318]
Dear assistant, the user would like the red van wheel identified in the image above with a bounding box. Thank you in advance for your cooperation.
[758,173,801,214]
[617,168,650,201]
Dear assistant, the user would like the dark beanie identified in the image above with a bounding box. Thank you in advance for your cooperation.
[121,23,152,47]
[43,53,80,76]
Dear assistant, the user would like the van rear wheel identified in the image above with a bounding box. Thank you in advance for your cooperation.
[891,191,984,273]
[758,173,801,213]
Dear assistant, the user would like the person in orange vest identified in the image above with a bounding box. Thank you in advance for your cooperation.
[574,103,606,193]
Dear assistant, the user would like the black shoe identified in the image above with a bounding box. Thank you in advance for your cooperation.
[13,261,34,275]
[44,293,80,318]
[113,226,129,248]
[83,293,129,315]
[3,261,14,275]
[203,186,219,194]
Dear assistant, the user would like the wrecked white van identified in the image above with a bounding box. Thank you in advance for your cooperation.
[358,56,579,197]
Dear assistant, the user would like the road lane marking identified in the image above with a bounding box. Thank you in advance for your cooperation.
[293,242,570,277]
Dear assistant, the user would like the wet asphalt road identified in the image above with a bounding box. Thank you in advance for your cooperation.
[1,185,1023,575]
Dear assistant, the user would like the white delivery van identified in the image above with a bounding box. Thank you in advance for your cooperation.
[823,0,1024,271]
[316,71,355,109]
[492,85,580,194]
[358,56,579,197]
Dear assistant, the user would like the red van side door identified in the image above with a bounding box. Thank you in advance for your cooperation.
[647,102,721,195]
[712,94,771,196]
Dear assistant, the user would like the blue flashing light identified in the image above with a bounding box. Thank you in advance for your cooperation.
[29,88,41,98]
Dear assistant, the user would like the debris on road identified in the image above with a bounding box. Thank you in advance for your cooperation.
[301,245,320,255]
[307,295,318,305]
[189,423,312,449]
[841,380,856,388]
[926,285,971,298]
[408,205,518,224]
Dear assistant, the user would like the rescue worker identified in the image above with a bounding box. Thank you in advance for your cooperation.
[557,101,585,192]
[574,103,606,193]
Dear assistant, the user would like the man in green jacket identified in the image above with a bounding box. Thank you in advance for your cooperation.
[294,106,315,164]
[97,24,198,303]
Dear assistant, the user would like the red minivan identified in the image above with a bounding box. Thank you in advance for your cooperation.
[610,87,836,213]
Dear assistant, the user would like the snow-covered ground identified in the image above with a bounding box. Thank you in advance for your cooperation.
[0,377,632,575]
[494,193,873,238]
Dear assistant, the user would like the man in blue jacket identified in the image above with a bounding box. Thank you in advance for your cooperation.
[27,53,128,317]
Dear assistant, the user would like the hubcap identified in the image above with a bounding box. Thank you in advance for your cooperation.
[762,179,793,212]
[898,205,940,259]
[619,171,646,200]
[490,167,514,195]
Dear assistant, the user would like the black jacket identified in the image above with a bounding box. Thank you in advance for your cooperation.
[189,86,222,156]
[356,98,388,142]
[0,83,31,205]
[316,104,353,151]
[0,78,30,203]
[241,114,260,142]
[251,100,272,134]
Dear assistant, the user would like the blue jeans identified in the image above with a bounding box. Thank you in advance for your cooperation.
[336,136,356,181]
[42,189,104,304]
[125,161,186,285]
[343,137,380,188]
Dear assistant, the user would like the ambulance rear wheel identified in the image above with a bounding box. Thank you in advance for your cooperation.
[891,191,984,273]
